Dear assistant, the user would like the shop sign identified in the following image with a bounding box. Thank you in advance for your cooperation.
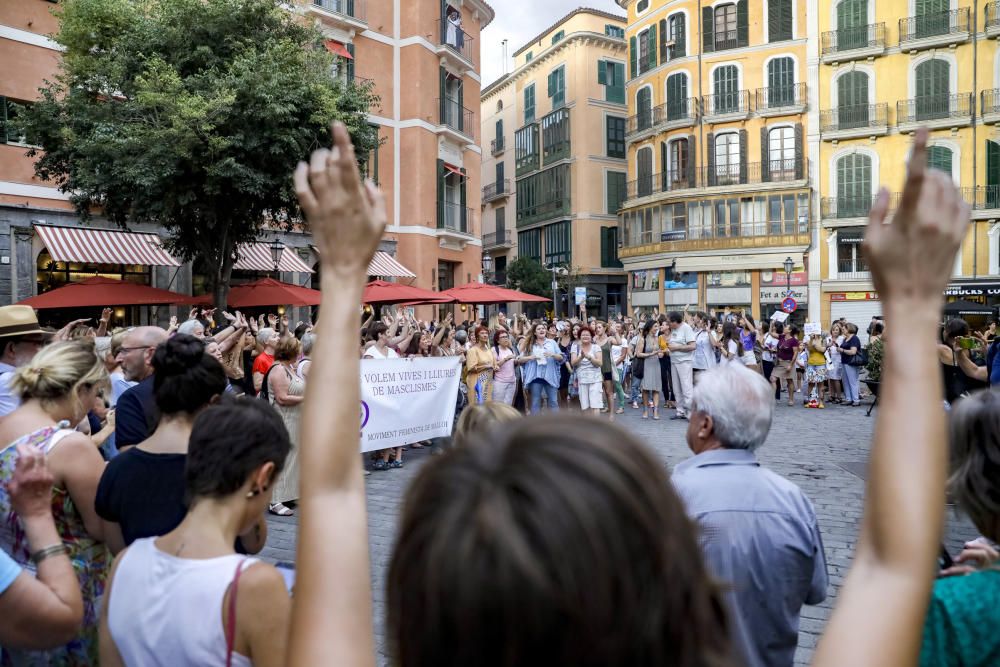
[944,283,1000,297]
[831,292,879,302]
[760,287,807,304]
[760,270,808,287]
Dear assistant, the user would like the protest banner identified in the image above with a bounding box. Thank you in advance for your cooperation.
[804,322,822,336]
[359,356,461,452]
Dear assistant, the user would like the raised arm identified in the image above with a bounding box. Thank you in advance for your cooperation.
[288,122,383,667]
[813,129,971,667]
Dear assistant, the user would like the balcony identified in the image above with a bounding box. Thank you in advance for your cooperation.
[436,17,475,69]
[755,83,807,118]
[624,159,807,202]
[988,2,1000,38]
[483,229,513,250]
[837,259,871,282]
[702,90,751,124]
[819,103,889,141]
[982,90,1000,124]
[625,106,656,140]
[482,179,511,203]
[820,23,887,64]
[540,108,571,165]
[437,97,475,144]
[899,9,970,51]
[438,201,473,238]
[308,0,367,29]
[820,193,901,222]
[624,99,699,144]
[711,29,740,53]
[491,137,505,156]
[514,123,539,176]
[896,93,973,132]
[619,221,811,258]
[960,186,1000,218]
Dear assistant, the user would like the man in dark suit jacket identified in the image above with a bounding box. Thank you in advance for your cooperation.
[114,326,168,450]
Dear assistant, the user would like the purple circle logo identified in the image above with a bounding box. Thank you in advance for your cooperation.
[359,401,370,429]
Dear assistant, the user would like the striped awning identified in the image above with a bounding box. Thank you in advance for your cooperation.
[368,251,415,278]
[234,243,314,273]
[35,224,181,267]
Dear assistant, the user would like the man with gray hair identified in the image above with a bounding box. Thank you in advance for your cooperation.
[672,361,827,667]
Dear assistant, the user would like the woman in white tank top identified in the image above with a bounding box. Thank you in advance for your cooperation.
[99,399,294,667]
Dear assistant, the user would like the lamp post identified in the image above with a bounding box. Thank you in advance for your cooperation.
[481,252,493,284]
[269,238,285,275]
[546,263,567,319]
[783,256,795,298]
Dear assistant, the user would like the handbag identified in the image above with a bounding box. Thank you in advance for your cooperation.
[632,356,645,380]
[225,559,248,667]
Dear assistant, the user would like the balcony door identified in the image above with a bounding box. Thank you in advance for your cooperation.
[837,0,868,50]
[837,71,869,129]
[836,153,872,218]
[767,57,795,107]
[768,126,796,181]
[637,146,653,197]
[666,138,689,189]
[915,0,949,38]
[926,145,953,180]
[714,132,740,185]
[713,64,739,113]
[637,87,652,131]
[666,73,688,120]
[988,140,1000,208]
[915,58,950,121]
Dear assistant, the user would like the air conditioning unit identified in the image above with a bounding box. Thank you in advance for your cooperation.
[664,39,676,47]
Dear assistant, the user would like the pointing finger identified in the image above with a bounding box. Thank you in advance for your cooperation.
[898,128,929,218]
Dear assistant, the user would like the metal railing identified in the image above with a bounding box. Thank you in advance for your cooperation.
[490,137,505,155]
[756,83,807,110]
[482,179,511,202]
[540,107,571,164]
[624,159,806,199]
[625,99,698,137]
[713,29,739,51]
[622,222,811,250]
[438,97,474,138]
[988,2,1000,30]
[837,259,871,280]
[820,193,901,219]
[438,201,472,234]
[439,17,475,62]
[821,23,886,54]
[483,229,511,248]
[960,186,1000,210]
[819,103,889,132]
[625,106,656,136]
[899,8,970,43]
[896,93,973,125]
[312,0,366,22]
[983,89,1000,116]
[703,89,751,116]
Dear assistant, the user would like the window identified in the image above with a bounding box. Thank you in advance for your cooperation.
[541,108,570,162]
[515,123,540,174]
[607,171,627,213]
[598,60,625,104]
[766,57,795,107]
[637,146,653,197]
[768,127,795,179]
[495,162,505,189]
[1,97,30,145]
[837,0,869,50]
[712,65,740,114]
[605,24,625,39]
[664,13,686,60]
[715,133,740,184]
[836,153,873,218]
[360,123,380,184]
[637,0,649,11]
[715,4,738,47]
[551,30,565,45]
[703,0,747,52]
[666,138,690,189]
[988,140,1000,208]
[837,71,870,129]
[524,84,536,123]
[637,24,656,74]
[837,228,868,275]
[601,227,623,268]
[518,229,542,261]
[544,221,571,266]
[548,66,565,109]
[525,51,533,63]
[636,87,652,131]
[437,159,468,233]
[496,206,506,232]
[606,116,626,158]
[768,0,793,41]
[915,58,950,121]
[927,145,953,179]
[915,0,950,38]
[517,164,570,225]
[665,73,688,120]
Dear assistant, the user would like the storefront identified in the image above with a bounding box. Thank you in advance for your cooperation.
[760,270,807,327]
[944,282,1000,308]
[829,292,881,343]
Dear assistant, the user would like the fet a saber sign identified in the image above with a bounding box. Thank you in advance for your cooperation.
[359,357,462,452]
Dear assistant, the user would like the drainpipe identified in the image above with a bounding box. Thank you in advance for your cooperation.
[973,0,980,278]
[697,0,705,175]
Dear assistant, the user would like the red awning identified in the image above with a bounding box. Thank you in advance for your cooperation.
[440,282,550,305]
[19,276,197,309]
[34,224,181,267]
[324,40,353,59]
[362,280,454,306]
[195,278,322,308]
[443,163,464,178]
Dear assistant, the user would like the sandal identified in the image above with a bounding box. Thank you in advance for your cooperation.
[652,408,660,420]
[642,409,648,420]
[268,502,294,517]
[615,407,624,414]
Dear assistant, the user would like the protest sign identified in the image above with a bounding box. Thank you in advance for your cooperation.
[359,356,461,452]
[771,311,789,323]
[804,322,821,336]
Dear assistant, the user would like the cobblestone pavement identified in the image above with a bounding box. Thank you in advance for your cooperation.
[261,396,977,666]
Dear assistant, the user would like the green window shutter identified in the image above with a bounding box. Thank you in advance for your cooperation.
[457,83,464,131]
[760,126,770,182]
[915,58,950,120]
[496,119,503,141]
[659,19,668,62]
[346,43,355,82]
[706,133,716,186]
[0,97,7,144]
[525,51,533,62]
[737,0,749,47]
[629,36,638,77]
[837,154,872,216]
[598,59,607,85]
[496,161,505,186]
[794,123,804,180]
[686,135,697,185]
[436,160,445,228]
[676,14,687,57]
[927,145,953,177]
[738,129,748,184]
[702,7,715,52]
[525,84,535,123]
[600,226,609,266]
[769,0,793,41]
[552,30,564,45]
[987,141,1000,207]
[460,167,468,233]
[439,67,447,123]
[547,71,555,97]
[647,23,657,70]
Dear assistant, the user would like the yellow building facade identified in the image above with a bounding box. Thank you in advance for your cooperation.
[816,0,1000,332]
[616,0,813,323]
[480,9,629,317]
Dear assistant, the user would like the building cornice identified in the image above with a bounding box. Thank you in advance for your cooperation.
[511,7,626,57]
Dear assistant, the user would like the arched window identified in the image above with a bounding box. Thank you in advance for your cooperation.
[766,57,795,108]
[713,65,740,113]
[836,153,873,218]
[637,146,653,197]
[836,0,868,49]
[837,70,870,129]
[636,87,653,131]
[496,100,503,112]
[715,132,740,184]
[666,73,688,120]
[927,145,953,179]
[915,58,950,121]
[769,126,796,179]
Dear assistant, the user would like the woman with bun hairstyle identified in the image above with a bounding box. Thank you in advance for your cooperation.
[266,336,305,515]
[0,340,112,665]
[95,335,268,554]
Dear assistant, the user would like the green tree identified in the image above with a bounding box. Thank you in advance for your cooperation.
[504,257,551,298]
[19,0,379,307]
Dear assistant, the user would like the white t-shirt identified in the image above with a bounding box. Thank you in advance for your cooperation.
[669,322,697,363]
[762,334,780,363]
[363,346,399,360]
[611,344,626,372]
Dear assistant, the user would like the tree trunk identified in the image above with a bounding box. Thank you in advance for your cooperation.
[210,234,235,311]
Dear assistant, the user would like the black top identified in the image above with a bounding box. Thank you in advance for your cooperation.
[114,375,159,449]
[95,448,187,546]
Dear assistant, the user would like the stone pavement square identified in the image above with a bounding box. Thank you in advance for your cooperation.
[261,398,977,666]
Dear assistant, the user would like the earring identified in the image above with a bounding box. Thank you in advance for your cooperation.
[246,488,260,498]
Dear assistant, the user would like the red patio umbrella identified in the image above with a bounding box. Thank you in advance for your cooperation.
[19,276,198,309]
[362,280,455,306]
[440,282,550,305]
[219,278,322,308]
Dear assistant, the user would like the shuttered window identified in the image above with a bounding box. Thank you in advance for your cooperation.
[518,229,542,261]
[638,28,650,74]
[666,13,686,59]
[915,58,950,121]
[637,146,653,197]
[767,57,795,107]
[606,171,627,214]
[713,65,739,113]
[768,127,796,179]
[666,73,688,120]
[548,66,566,110]
[636,87,653,131]
[551,30,565,45]
[605,25,625,38]
[667,138,689,188]
[606,116,626,158]
[927,145,953,179]
[544,221,572,266]
[524,84,535,123]
[837,0,868,50]
[987,141,1000,208]
[915,0,949,38]
[836,153,873,218]
[768,0,793,41]
[599,61,625,104]
[600,227,623,268]
[837,71,869,129]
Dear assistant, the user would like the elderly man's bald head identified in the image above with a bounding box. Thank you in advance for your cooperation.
[117,326,169,381]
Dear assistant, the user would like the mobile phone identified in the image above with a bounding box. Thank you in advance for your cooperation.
[938,544,954,571]
[957,337,978,350]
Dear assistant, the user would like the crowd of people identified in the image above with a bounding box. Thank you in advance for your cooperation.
[0,126,996,667]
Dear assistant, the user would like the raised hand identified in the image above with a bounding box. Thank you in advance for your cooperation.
[7,444,55,520]
[54,318,90,342]
[100,308,113,323]
[222,311,237,323]
[268,314,279,328]
[188,307,199,321]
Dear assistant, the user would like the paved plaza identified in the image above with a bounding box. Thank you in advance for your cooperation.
[260,397,977,666]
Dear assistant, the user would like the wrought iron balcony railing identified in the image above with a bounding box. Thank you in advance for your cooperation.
[439,17,474,62]
[899,8,970,44]
[983,89,1000,116]
[896,93,973,125]
[702,90,751,117]
[960,186,1000,211]
[755,83,807,110]
[821,23,886,54]
[624,159,806,199]
[483,229,511,248]
[438,97,474,138]
[438,201,473,234]
[490,137,505,155]
[819,103,889,132]
[837,259,871,280]
[820,193,901,219]
[482,179,511,202]
[312,0,366,22]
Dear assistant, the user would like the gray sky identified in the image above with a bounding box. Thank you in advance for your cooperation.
[480,0,623,87]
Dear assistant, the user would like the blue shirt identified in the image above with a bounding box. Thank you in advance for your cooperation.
[115,376,158,449]
[0,549,20,595]
[672,449,828,667]
[987,340,1000,387]
[520,339,562,388]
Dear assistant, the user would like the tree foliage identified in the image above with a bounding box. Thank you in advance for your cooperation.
[504,257,551,298]
[20,0,379,306]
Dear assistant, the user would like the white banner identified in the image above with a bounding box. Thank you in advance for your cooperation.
[359,357,462,453]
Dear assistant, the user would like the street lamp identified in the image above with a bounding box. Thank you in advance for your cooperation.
[481,252,493,284]
[269,238,285,274]
[783,256,795,297]
[546,263,568,319]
